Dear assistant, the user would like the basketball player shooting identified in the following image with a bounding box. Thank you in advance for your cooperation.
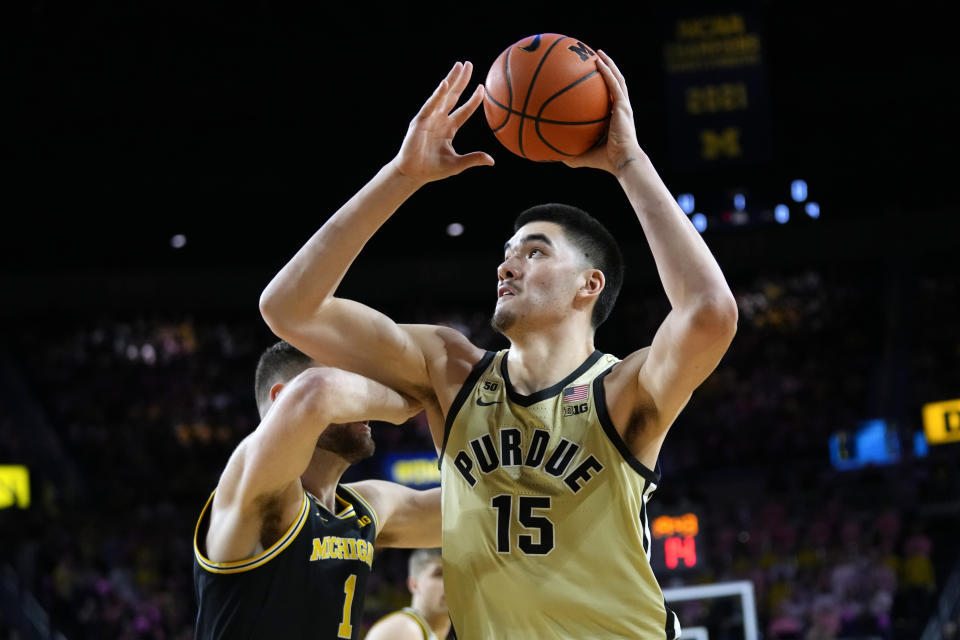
[260,51,737,638]
[192,341,440,639]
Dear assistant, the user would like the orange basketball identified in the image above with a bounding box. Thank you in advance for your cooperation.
[483,33,610,162]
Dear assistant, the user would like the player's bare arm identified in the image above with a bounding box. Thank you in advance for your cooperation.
[568,50,738,468]
[259,62,492,420]
[204,368,419,563]
[347,480,441,548]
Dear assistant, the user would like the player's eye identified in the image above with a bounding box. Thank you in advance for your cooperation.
[528,248,542,258]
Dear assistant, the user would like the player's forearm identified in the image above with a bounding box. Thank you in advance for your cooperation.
[317,368,420,426]
[260,163,423,328]
[618,154,736,316]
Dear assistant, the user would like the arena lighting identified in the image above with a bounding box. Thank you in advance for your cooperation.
[446,222,465,237]
[790,179,808,202]
[0,465,30,509]
[774,204,790,224]
[733,193,745,211]
[171,234,187,249]
[805,202,820,219]
[691,213,707,232]
[677,193,695,214]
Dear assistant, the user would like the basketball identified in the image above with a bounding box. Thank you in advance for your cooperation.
[483,33,610,162]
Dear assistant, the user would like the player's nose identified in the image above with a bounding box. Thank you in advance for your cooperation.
[497,256,520,281]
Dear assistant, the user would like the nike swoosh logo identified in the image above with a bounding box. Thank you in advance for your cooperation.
[476,399,502,406]
[519,34,542,52]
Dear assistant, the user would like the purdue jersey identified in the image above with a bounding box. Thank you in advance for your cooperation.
[440,349,680,639]
[193,485,378,640]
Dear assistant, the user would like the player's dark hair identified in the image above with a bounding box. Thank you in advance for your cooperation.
[254,340,314,418]
[408,548,442,579]
[514,203,624,328]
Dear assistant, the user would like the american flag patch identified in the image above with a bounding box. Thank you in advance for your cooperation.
[562,384,589,403]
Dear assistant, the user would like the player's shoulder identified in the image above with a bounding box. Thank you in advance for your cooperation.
[366,609,423,639]
[599,346,656,415]
[403,322,488,390]
[605,346,651,380]
[402,323,485,361]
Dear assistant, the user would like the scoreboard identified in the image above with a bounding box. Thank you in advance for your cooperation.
[650,511,704,573]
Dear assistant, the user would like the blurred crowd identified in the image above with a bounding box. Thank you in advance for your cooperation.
[0,264,957,639]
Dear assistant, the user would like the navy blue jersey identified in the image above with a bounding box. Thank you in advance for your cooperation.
[193,484,378,640]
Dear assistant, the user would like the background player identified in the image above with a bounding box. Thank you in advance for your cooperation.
[193,340,440,639]
[259,51,737,638]
[366,548,450,640]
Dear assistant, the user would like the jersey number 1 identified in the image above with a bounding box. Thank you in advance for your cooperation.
[337,573,357,638]
[491,494,555,555]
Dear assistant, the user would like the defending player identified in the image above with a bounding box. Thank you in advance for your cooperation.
[193,341,439,639]
[260,51,736,638]
[365,548,450,640]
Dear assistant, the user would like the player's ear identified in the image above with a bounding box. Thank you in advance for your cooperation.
[407,575,418,595]
[577,268,605,301]
[270,381,286,402]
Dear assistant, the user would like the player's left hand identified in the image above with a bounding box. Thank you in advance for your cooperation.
[563,50,644,175]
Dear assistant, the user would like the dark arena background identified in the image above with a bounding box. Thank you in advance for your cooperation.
[4,2,959,639]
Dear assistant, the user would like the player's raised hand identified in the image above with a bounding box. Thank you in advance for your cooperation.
[563,50,644,175]
[392,61,495,184]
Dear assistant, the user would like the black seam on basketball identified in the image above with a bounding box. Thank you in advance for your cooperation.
[517,35,565,158]
[491,48,514,133]
[535,69,608,156]
[484,92,608,125]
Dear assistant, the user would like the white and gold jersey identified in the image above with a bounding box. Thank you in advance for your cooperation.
[440,349,680,639]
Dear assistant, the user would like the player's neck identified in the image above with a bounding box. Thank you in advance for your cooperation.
[300,449,350,512]
[411,605,450,638]
[506,327,595,395]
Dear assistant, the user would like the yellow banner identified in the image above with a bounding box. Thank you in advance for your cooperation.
[923,399,960,444]
[0,466,30,509]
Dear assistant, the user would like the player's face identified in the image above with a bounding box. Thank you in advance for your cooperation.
[413,559,446,617]
[492,221,588,335]
[315,422,375,463]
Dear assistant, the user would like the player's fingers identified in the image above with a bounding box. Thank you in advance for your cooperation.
[450,85,485,129]
[417,62,462,118]
[595,59,630,110]
[597,51,628,98]
[444,61,474,112]
[456,151,496,171]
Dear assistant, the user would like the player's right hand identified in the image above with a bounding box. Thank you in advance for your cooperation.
[391,61,495,184]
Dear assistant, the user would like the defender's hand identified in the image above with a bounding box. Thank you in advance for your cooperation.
[564,51,644,175]
[392,61,495,184]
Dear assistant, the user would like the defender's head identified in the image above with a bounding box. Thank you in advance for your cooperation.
[253,340,374,464]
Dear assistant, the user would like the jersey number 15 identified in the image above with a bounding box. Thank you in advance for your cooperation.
[491,495,555,555]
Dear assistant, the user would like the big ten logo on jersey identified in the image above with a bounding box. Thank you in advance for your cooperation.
[357,515,372,527]
[564,403,588,417]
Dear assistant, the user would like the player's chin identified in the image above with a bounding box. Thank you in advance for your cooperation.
[490,306,515,334]
[316,423,376,463]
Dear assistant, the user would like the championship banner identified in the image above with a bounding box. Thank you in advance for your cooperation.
[661,10,771,171]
